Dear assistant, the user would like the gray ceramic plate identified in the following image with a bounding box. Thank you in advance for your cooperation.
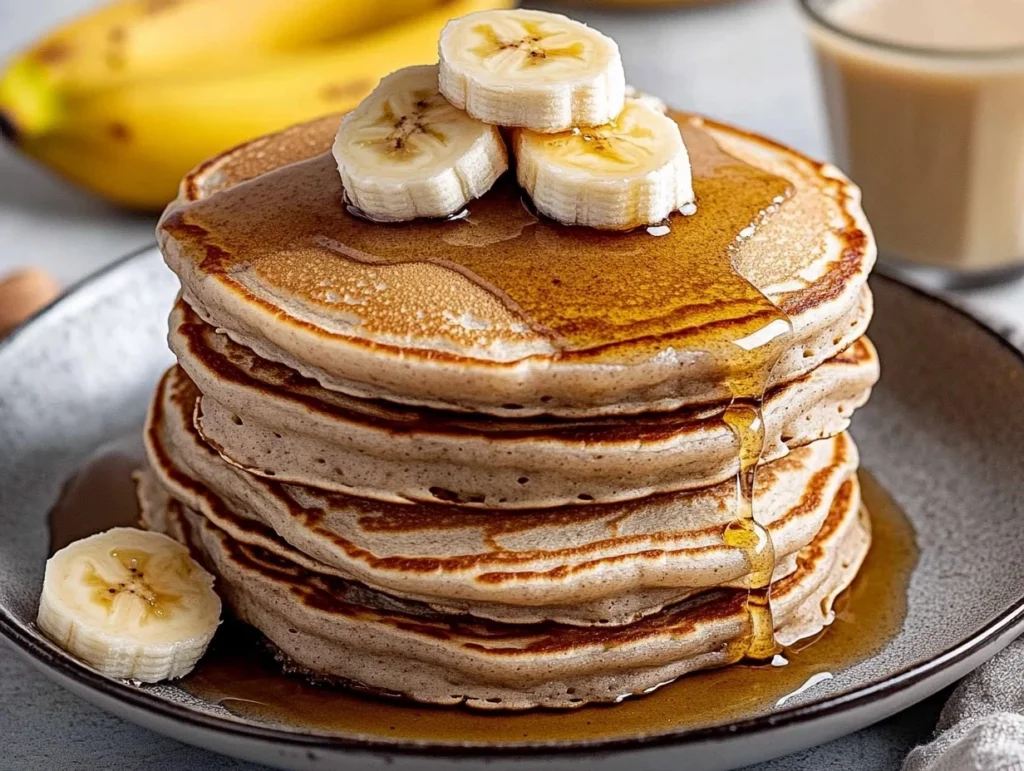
[2,246,1024,771]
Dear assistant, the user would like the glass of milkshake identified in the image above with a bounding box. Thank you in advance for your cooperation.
[800,0,1024,286]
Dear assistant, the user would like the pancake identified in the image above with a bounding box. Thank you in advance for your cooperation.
[170,300,877,508]
[144,365,860,624]
[157,111,875,418]
[138,472,870,710]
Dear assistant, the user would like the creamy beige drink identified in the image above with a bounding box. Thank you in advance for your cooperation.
[802,0,1024,277]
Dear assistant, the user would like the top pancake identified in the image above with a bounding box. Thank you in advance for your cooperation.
[158,111,875,416]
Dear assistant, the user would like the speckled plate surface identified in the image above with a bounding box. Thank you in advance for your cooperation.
[2,247,1024,771]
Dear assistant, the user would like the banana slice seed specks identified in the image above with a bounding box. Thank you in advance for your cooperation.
[333,64,508,223]
[439,9,626,133]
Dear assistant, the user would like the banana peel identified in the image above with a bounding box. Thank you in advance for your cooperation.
[0,0,513,211]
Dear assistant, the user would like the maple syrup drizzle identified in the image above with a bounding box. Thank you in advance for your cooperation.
[48,453,916,741]
[724,400,782,661]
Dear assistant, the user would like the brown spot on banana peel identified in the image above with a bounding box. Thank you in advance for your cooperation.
[104,26,127,72]
[144,0,183,14]
[319,80,372,103]
[32,41,72,65]
[107,122,131,142]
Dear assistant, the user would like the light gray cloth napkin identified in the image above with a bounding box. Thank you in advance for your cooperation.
[904,639,1024,771]
[903,303,1024,771]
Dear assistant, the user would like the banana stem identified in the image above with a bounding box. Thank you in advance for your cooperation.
[0,110,15,142]
[0,57,61,141]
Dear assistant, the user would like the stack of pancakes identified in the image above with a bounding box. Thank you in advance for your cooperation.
[139,111,878,709]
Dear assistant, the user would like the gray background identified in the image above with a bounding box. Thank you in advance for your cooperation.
[1,0,1022,768]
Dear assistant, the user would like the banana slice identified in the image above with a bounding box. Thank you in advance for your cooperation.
[514,98,695,230]
[37,527,221,683]
[438,9,625,133]
[333,64,507,222]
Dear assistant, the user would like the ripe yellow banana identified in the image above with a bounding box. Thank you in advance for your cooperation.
[1,0,512,211]
[8,0,456,94]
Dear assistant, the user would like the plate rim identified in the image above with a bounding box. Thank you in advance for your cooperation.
[1,245,1023,758]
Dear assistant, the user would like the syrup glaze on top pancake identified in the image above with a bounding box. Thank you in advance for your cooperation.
[158,112,874,416]
[164,120,790,357]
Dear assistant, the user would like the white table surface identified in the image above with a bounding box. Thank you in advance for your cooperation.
[1,1,1022,769]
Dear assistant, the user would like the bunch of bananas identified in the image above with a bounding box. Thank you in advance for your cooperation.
[0,0,512,211]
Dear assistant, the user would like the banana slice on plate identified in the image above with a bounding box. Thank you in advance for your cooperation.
[37,527,221,683]
[333,64,508,223]
[514,98,696,230]
[439,9,625,133]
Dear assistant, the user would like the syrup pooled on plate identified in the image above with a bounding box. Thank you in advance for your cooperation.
[162,115,797,659]
[48,433,146,554]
